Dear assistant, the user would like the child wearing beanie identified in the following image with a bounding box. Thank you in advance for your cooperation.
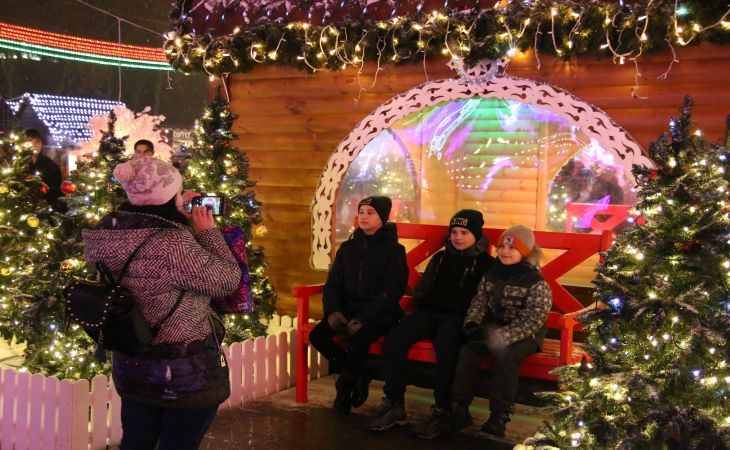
[367,210,495,434]
[440,225,552,439]
[309,196,409,414]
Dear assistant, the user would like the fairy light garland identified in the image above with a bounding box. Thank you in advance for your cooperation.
[165,0,730,76]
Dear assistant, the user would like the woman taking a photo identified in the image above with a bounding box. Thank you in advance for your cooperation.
[83,156,241,450]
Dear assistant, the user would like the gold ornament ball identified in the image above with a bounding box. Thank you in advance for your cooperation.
[255,225,268,237]
[61,259,76,271]
[225,165,239,175]
[0,267,9,276]
[27,215,40,228]
[0,183,8,194]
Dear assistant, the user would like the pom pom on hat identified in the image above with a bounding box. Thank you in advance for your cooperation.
[113,163,136,183]
[113,156,182,206]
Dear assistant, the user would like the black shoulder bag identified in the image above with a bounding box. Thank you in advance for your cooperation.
[64,231,184,355]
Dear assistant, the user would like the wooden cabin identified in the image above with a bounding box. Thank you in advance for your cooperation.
[171,1,730,317]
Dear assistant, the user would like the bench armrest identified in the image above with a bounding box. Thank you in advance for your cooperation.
[562,301,603,326]
[551,302,604,365]
[292,284,324,330]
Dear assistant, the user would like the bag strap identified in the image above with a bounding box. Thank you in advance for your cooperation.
[152,289,186,331]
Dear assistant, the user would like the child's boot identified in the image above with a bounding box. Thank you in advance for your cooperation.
[333,371,354,413]
[481,410,510,437]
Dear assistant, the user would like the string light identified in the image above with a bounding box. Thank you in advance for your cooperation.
[164,2,730,75]
[0,22,171,70]
[6,93,124,143]
[0,21,165,61]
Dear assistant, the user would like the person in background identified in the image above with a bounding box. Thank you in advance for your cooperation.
[83,156,241,450]
[309,196,408,414]
[134,139,155,158]
[25,128,66,212]
[368,210,495,437]
[442,225,552,439]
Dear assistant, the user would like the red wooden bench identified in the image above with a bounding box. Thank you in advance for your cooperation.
[293,224,612,403]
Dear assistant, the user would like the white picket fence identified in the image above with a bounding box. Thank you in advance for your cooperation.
[0,314,329,450]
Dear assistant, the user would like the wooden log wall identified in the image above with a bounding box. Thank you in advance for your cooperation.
[229,43,730,317]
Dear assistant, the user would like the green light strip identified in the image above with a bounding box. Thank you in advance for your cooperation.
[0,38,173,71]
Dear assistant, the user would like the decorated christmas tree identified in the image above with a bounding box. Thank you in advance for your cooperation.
[0,131,102,378]
[526,98,730,448]
[184,90,276,341]
[65,109,130,223]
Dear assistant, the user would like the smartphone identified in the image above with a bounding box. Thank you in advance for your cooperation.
[183,196,226,215]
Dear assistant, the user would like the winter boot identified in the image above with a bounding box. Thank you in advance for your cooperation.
[333,372,354,414]
[449,403,473,432]
[413,406,453,439]
[367,398,407,431]
[481,411,510,437]
[350,370,371,408]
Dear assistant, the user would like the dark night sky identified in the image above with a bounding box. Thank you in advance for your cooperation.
[0,0,208,128]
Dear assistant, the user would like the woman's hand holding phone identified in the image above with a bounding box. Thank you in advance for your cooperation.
[192,205,216,234]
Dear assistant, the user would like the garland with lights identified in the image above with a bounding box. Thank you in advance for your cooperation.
[0,22,171,71]
[183,89,276,341]
[0,132,101,379]
[525,97,730,448]
[165,0,730,75]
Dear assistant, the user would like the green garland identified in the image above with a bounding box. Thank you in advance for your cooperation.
[165,0,730,75]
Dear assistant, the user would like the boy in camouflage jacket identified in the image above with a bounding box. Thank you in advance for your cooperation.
[447,225,552,439]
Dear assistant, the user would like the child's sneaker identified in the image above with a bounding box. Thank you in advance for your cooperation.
[413,406,452,439]
[367,398,407,431]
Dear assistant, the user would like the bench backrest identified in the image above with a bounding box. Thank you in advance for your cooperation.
[394,223,612,314]
[564,202,634,234]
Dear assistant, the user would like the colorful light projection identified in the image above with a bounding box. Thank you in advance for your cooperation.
[335,97,637,238]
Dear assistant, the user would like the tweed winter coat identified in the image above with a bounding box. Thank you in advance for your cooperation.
[465,263,552,348]
[83,210,241,408]
[323,223,408,329]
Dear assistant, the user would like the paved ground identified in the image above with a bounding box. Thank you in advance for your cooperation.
[4,337,544,449]
[200,376,544,449]
[0,338,24,370]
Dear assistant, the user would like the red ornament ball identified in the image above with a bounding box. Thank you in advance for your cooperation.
[60,181,77,194]
[649,170,658,180]
[40,183,49,194]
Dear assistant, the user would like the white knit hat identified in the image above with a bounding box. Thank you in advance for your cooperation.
[113,156,182,206]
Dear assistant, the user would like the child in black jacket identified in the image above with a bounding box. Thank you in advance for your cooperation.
[367,210,495,433]
[309,196,409,413]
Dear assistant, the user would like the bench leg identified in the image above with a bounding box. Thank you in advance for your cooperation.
[296,331,309,403]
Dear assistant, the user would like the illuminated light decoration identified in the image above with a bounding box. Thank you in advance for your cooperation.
[166,1,730,75]
[6,93,125,144]
[0,22,172,70]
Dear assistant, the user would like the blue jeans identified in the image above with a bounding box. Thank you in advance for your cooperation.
[119,398,218,450]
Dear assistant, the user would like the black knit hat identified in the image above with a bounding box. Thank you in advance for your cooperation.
[358,196,392,225]
[449,209,484,240]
